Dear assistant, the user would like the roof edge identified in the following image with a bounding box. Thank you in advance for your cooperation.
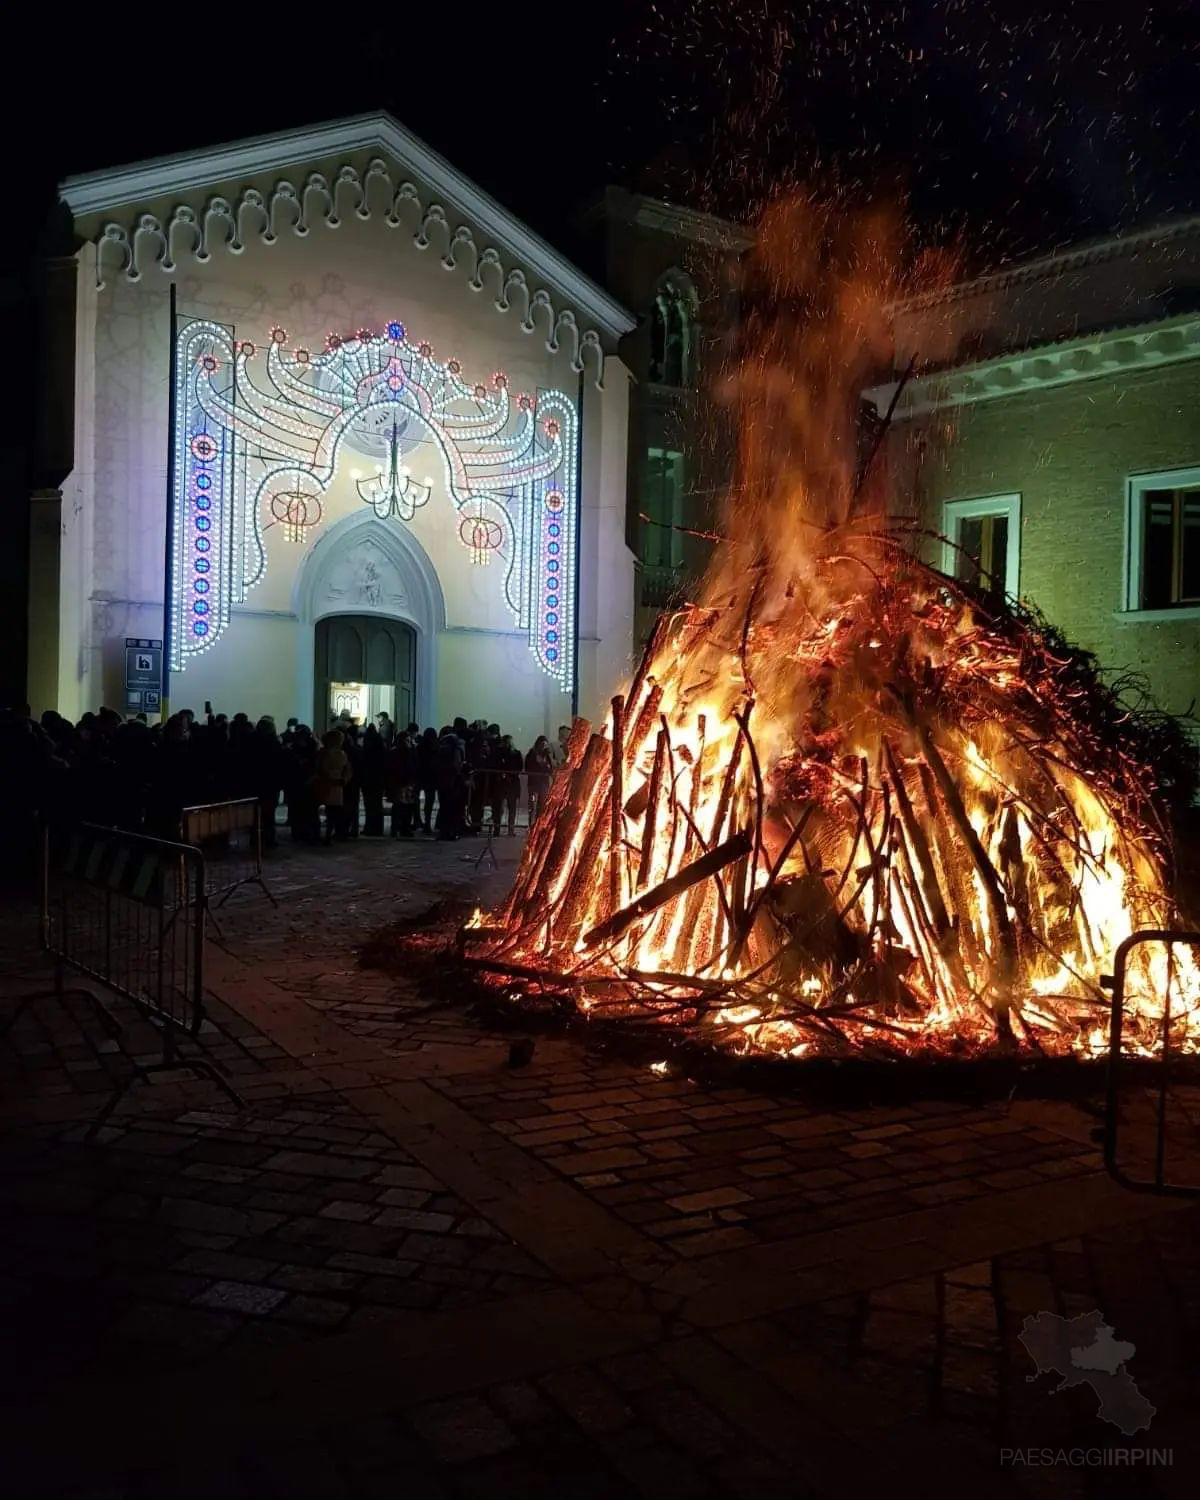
[894,214,1200,315]
[60,112,635,339]
[865,310,1200,418]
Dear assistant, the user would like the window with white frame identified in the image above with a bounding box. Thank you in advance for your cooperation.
[1126,468,1200,612]
[942,494,1021,599]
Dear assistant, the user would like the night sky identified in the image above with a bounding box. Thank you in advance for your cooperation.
[14,0,1200,269]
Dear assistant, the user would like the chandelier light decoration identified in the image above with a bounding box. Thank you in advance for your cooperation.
[170,317,578,689]
[469,199,1200,1064]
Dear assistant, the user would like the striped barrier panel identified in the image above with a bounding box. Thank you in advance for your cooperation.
[43,823,206,1037]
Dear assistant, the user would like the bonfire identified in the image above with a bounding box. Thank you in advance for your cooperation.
[470,200,1200,1062]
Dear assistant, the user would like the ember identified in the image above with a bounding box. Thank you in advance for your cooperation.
[473,199,1200,1062]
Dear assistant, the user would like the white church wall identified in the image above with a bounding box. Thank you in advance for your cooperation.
[578,357,637,717]
[66,206,625,731]
[174,612,298,725]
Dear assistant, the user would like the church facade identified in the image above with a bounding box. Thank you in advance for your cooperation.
[33,114,636,743]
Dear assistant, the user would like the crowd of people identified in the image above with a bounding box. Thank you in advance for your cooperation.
[1,702,571,847]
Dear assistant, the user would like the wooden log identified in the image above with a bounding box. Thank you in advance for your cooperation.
[916,721,1016,1029]
[708,720,745,847]
[690,714,706,822]
[660,713,683,874]
[637,729,668,890]
[883,739,952,943]
[624,682,664,777]
[497,717,593,925]
[890,827,946,1005]
[609,695,624,913]
[917,760,984,973]
[518,734,609,918]
[557,806,614,939]
[625,613,672,718]
[581,829,753,951]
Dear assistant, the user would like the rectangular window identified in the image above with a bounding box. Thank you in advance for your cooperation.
[942,495,1021,599]
[640,448,685,569]
[1128,473,1200,610]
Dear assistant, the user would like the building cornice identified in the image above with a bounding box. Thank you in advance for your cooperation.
[626,195,753,251]
[581,189,752,252]
[59,112,635,373]
[865,311,1200,419]
[894,215,1200,314]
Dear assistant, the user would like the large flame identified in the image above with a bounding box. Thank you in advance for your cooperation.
[482,199,1200,1061]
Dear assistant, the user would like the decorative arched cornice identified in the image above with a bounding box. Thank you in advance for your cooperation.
[865,311,1200,419]
[294,510,447,636]
[62,113,635,387]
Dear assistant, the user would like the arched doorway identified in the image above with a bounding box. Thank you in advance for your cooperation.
[314,615,415,730]
[293,514,446,731]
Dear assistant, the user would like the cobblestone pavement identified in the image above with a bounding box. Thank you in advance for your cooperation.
[2,834,1198,1496]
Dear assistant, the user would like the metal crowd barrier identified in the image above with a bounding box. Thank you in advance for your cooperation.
[463,767,557,827]
[1,824,241,1134]
[461,768,556,869]
[180,798,276,921]
[1103,929,1200,1197]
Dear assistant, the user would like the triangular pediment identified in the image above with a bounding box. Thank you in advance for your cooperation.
[60,112,633,376]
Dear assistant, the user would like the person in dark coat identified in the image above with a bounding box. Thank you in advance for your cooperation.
[491,734,524,836]
[247,716,283,846]
[417,727,439,834]
[465,721,492,834]
[340,725,362,838]
[524,735,555,827]
[435,725,467,840]
[386,729,418,837]
[360,723,387,836]
[285,725,320,842]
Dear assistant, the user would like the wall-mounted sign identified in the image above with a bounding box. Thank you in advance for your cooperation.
[125,637,163,716]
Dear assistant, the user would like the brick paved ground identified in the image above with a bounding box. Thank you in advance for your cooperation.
[2,834,1198,1496]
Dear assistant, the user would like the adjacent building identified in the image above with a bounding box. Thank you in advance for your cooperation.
[578,189,749,646]
[873,218,1200,719]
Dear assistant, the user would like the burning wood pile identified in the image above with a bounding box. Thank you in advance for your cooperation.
[468,200,1200,1062]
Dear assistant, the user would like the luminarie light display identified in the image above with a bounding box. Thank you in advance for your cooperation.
[171,317,579,688]
[474,199,1200,1062]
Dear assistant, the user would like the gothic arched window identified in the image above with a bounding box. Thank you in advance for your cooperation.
[649,273,699,387]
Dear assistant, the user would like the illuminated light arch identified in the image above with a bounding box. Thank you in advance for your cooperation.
[171,316,578,691]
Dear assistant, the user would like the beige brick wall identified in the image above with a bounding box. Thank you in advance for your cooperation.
[906,359,1200,717]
